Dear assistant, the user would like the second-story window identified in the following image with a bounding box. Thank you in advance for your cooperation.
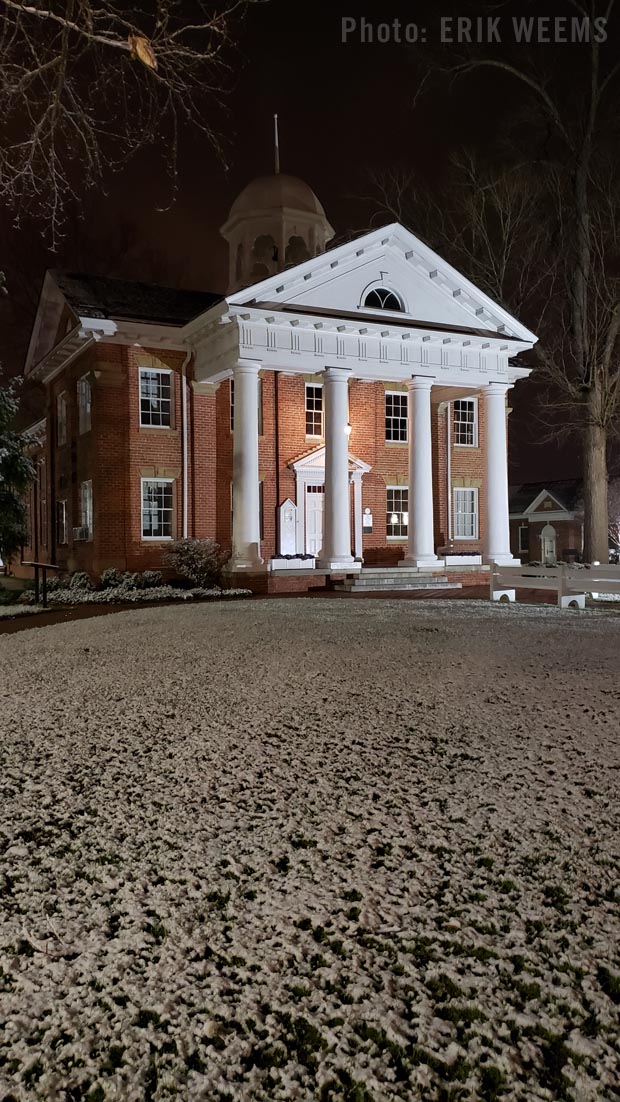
[305,383,323,437]
[57,392,67,446]
[385,391,408,442]
[453,399,478,447]
[78,375,91,434]
[140,369,172,428]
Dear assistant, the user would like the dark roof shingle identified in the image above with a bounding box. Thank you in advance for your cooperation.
[54,270,222,326]
[509,480,581,514]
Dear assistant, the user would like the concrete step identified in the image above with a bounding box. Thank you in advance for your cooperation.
[345,574,449,586]
[352,567,444,575]
[335,580,462,593]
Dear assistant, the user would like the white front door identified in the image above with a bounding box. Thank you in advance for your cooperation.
[541,524,557,564]
[305,485,324,555]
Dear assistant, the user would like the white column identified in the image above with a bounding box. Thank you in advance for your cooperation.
[483,382,518,566]
[400,376,440,569]
[230,360,264,571]
[318,367,355,570]
[353,476,363,561]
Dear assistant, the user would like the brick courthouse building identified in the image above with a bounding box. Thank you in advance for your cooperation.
[21,172,537,591]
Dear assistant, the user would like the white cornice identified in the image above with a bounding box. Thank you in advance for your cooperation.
[190,306,531,389]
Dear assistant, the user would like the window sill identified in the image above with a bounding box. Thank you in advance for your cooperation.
[139,425,176,433]
[454,444,479,450]
[386,536,408,542]
[385,441,408,448]
[141,536,173,542]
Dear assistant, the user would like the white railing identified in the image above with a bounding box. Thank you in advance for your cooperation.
[490,562,620,609]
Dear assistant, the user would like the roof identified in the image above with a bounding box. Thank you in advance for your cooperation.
[53,271,222,326]
[229,173,327,219]
[253,300,520,341]
[509,480,581,514]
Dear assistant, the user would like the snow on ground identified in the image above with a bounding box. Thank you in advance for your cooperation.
[1,598,619,1102]
[0,604,45,619]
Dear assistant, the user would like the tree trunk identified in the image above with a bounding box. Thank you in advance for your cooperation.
[583,421,608,563]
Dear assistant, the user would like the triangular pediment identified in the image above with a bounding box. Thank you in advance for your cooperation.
[524,489,570,515]
[290,444,371,474]
[228,222,537,345]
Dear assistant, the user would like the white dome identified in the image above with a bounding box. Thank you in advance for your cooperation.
[229,173,327,219]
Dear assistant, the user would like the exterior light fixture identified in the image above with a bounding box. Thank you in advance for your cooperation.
[390,513,399,526]
[345,422,352,436]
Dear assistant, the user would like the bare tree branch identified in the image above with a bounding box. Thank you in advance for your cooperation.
[0,0,255,242]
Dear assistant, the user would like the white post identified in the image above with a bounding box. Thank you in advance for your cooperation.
[318,367,355,570]
[483,382,518,566]
[353,476,363,560]
[230,359,264,570]
[400,376,440,569]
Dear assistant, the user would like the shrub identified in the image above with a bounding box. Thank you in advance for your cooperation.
[141,570,163,589]
[164,538,228,589]
[120,571,141,590]
[100,568,123,589]
[69,571,93,591]
[45,575,66,592]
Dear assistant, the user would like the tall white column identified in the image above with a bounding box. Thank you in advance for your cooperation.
[400,376,440,569]
[353,477,363,561]
[483,382,518,566]
[318,366,355,570]
[230,359,264,571]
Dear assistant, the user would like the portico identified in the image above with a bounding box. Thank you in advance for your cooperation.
[183,221,536,580]
[224,360,518,574]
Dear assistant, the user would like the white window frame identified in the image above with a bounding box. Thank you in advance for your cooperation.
[453,487,479,540]
[453,398,478,447]
[305,383,324,439]
[386,485,409,540]
[385,390,408,443]
[80,480,93,540]
[139,367,173,429]
[518,523,529,554]
[56,499,68,545]
[78,375,92,434]
[38,458,47,546]
[57,392,68,446]
[141,477,175,541]
[361,285,406,313]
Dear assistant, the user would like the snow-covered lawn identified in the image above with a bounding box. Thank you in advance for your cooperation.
[0,603,45,618]
[1,599,619,1102]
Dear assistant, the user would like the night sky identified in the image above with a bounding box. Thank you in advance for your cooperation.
[3,0,615,481]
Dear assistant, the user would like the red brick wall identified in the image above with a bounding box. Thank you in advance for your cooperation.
[24,356,496,580]
[511,517,584,562]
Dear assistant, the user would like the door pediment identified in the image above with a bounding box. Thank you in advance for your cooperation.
[290,444,371,476]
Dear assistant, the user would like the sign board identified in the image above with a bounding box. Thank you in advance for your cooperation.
[279,498,297,555]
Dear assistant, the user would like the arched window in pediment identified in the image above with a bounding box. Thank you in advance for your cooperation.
[363,287,404,312]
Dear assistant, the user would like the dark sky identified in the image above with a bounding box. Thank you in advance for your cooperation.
[4,0,616,481]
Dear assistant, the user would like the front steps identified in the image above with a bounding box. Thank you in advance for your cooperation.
[334,567,462,594]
